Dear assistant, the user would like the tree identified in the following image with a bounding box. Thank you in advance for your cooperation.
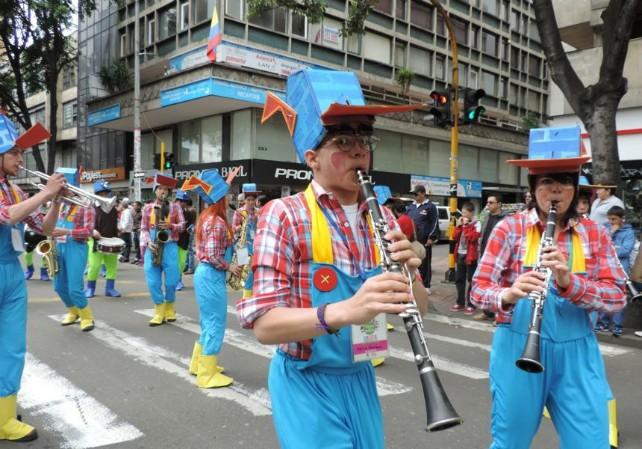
[0,0,96,173]
[533,0,640,187]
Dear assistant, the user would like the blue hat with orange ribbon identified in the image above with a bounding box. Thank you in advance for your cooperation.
[0,112,51,154]
[260,69,424,163]
[181,166,241,205]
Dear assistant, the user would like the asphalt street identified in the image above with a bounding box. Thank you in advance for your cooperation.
[16,244,642,449]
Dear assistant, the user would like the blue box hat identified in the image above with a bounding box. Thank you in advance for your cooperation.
[93,180,111,194]
[175,190,190,201]
[373,185,393,205]
[0,113,51,154]
[183,169,230,205]
[55,167,79,188]
[242,183,261,195]
[0,114,20,154]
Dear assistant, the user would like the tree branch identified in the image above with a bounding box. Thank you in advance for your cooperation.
[599,0,640,86]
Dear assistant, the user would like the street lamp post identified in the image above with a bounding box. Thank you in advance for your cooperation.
[132,0,142,202]
[429,0,459,282]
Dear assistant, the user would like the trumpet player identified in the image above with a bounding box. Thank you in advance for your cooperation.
[236,70,427,449]
[470,126,627,449]
[232,183,260,297]
[185,169,241,388]
[50,168,96,332]
[141,174,184,326]
[0,115,64,442]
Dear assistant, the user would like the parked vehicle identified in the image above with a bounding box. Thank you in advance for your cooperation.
[437,206,461,241]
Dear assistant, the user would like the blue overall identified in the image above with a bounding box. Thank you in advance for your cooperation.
[0,219,27,397]
[144,227,179,305]
[53,206,88,309]
[242,215,256,292]
[194,246,233,355]
[489,244,610,449]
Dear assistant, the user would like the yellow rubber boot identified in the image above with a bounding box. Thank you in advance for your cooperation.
[78,306,95,332]
[149,303,166,327]
[196,355,233,388]
[242,289,253,299]
[609,399,618,448]
[0,395,38,442]
[189,342,202,375]
[61,307,80,326]
[164,302,176,322]
[386,323,395,331]
[371,358,385,367]
[543,406,551,420]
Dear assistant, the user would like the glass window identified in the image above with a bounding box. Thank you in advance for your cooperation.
[192,0,215,24]
[62,101,77,129]
[510,46,519,68]
[374,0,392,15]
[159,6,176,40]
[510,10,519,31]
[458,144,478,179]
[363,32,391,64]
[225,0,243,20]
[231,110,252,160]
[426,139,449,177]
[147,17,155,45]
[180,120,200,164]
[509,83,518,104]
[482,0,498,16]
[481,30,497,57]
[291,12,307,38]
[528,91,539,111]
[346,33,361,54]
[470,25,479,49]
[372,129,402,172]
[395,40,406,67]
[120,32,127,56]
[201,116,223,163]
[481,70,497,96]
[155,129,174,164]
[254,111,295,162]
[408,46,430,76]
[498,152,518,185]
[402,135,429,176]
[452,17,467,45]
[142,133,155,169]
[529,55,541,77]
[395,0,406,20]
[479,148,498,182]
[435,55,445,79]
[62,63,77,90]
[410,1,433,30]
[321,17,343,49]
[249,6,288,33]
[468,69,478,88]
[180,2,190,30]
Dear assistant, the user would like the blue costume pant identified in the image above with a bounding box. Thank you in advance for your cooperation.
[194,263,227,355]
[489,326,609,449]
[144,241,179,304]
[54,240,89,309]
[0,259,27,397]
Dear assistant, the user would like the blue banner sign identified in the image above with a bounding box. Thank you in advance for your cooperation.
[410,175,483,198]
[87,104,121,126]
[160,78,279,107]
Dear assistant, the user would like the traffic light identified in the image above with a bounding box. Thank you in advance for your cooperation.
[164,153,175,171]
[429,90,450,128]
[463,88,486,123]
[153,153,161,170]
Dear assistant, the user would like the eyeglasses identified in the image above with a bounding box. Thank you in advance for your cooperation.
[326,134,380,152]
[486,200,498,204]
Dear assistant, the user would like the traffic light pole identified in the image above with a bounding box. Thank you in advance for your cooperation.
[430,0,459,282]
[132,0,142,202]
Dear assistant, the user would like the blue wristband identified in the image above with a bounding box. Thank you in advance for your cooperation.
[317,303,340,336]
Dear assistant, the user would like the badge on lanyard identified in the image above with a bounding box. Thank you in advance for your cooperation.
[11,226,24,252]
[351,314,388,362]
[236,247,249,265]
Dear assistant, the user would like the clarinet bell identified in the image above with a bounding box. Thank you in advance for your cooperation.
[421,369,463,431]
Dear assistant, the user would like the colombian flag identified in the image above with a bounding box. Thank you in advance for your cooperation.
[206,6,221,63]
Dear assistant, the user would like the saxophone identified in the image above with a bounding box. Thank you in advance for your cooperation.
[151,201,170,266]
[228,213,250,290]
[36,238,59,278]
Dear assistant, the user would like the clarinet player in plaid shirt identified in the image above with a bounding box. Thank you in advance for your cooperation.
[237,69,428,449]
[470,126,626,449]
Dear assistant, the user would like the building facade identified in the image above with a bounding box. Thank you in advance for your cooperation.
[79,0,546,205]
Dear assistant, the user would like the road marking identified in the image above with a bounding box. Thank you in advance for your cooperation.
[134,309,413,396]
[48,314,272,416]
[22,353,143,449]
[424,314,630,357]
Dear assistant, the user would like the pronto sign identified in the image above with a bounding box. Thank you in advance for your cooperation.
[80,167,126,184]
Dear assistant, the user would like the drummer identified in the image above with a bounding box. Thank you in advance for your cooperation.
[51,168,96,331]
[85,181,122,298]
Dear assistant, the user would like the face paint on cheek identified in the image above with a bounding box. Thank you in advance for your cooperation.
[329,151,348,171]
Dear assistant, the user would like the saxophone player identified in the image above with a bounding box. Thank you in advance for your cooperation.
[141,173,185,326]
[470,126,627,449]
[232,183,260,297]
[50,168,96,331]
[0,114,64,442]
[236,70,426,449]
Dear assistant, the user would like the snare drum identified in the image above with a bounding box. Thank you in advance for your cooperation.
[96,237,125,254]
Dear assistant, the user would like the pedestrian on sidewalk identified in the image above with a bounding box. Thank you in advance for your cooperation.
[407,184,439,293]
[473,195,504,321]
[449,202,480,315]
[131,201,142,264]
[237,69,426,449]
[594,206,636,337]
[117,198,133,262]
[589,184,624,227]
[470,125,626,449]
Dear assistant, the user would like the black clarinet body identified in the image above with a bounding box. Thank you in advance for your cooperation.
[515,202,557,373]
[357,170,462,432]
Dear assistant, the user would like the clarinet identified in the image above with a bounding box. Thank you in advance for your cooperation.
[357,170,462,432]
[515,202,557,373]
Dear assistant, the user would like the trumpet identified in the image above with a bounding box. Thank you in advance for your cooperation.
[20,165,116,213]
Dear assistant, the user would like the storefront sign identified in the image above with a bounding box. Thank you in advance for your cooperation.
[323,26,340,44]
[216,42,312,77]
[410,175,483,198]
[166,46,209,75]
[174,160,251,183]
[80,167,126,184]
[252,159,312,186]
[160,78,275,107]
[88,104,121,126]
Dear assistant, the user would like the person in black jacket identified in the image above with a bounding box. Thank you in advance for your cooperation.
[406,184,439,292]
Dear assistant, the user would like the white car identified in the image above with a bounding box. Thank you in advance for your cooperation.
[437,206,462,241]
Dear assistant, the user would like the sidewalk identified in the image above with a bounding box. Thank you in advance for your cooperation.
[427,245,642,351]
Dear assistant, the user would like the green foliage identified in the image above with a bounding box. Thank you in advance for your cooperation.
[342,0,377,36]
[395,67,414,96]
[99,60,132,93]
[247,0,325,24]
[520,113,541,130]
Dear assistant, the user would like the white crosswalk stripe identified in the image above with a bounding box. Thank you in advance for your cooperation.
[134,309,414,397]
[21,353,143,449]
[48,314,273,417]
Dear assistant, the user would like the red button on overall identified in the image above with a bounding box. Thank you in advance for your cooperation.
[313,266,338,292]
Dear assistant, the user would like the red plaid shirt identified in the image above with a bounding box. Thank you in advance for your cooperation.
[141,200,185,243]
[470,208,627,324]
[236,180,398,360]
[196,215,232,270]
[55,203,95,242]
[0,178,44,232]
[232,206,258,233]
